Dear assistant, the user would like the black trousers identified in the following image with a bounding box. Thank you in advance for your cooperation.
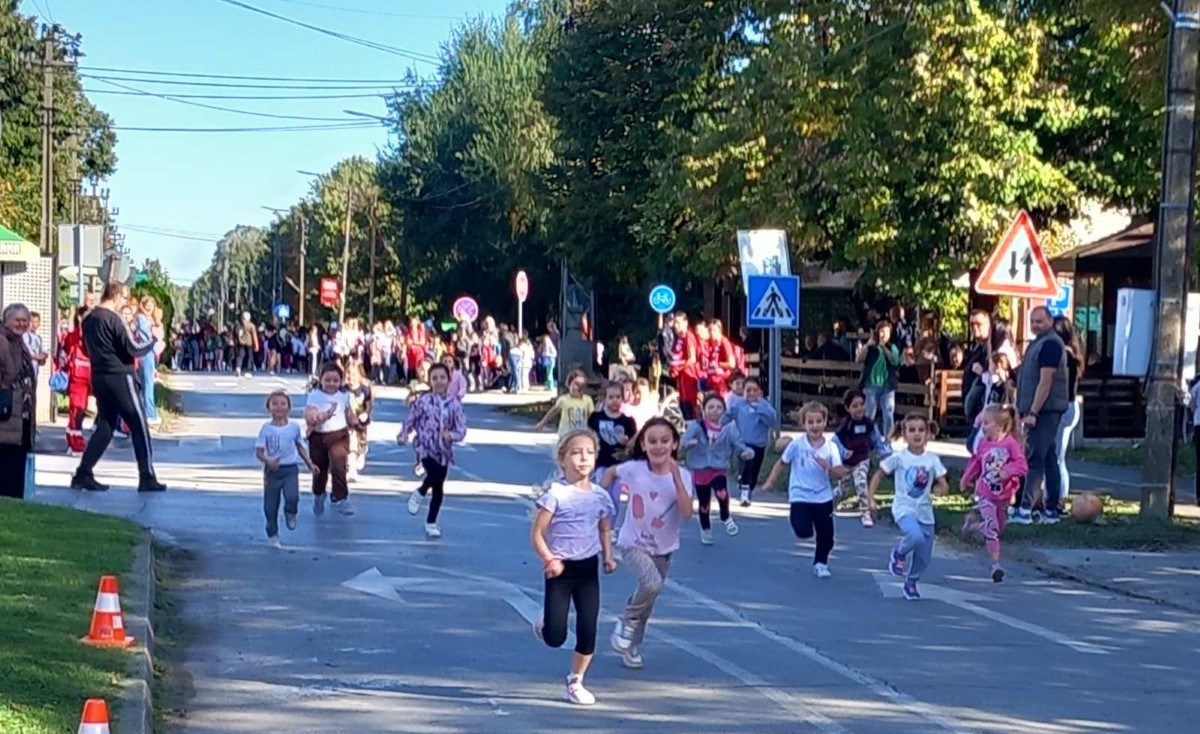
[738,444,767,490]
[418,457,449,523]
[236,345,254,373]
[0,443,29,499]
[542,555,601,655]
[790,501,835,564]
[695,474,731,530]
[78,372,156,481]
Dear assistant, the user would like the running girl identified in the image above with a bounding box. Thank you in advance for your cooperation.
[683,393,754,545]
[761,402,845,578]
[346,361,374,482]
[961,404,1027,583]
[399,362,467,539]
[534,369,594,437]
[256,390,315,547]
[603,417,694,669]
[868,413,948,600]
[587,382,637,511]
[530,429,618,706]
[722,376,778,507]
[305,362,358,516]
[832,389,891,528]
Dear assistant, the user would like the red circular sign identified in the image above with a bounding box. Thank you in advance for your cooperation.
[319,277,340,307]
[515,270,529,303]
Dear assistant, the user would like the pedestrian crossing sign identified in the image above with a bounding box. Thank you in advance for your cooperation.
[747,274,800,329]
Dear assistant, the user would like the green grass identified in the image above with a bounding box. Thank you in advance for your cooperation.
[0,502,144,734]
[1068,444,1197,477]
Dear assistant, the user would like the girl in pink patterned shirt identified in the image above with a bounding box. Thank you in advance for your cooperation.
[961,404,1028,583]
[398,363,467,539]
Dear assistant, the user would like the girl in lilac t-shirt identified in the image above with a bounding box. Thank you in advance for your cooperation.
[531,429,617,706]
[601,417,695,671]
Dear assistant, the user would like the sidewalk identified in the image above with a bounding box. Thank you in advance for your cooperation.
[1019,548,1200,614]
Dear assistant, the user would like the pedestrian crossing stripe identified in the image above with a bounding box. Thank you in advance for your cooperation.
[751,281,795,322]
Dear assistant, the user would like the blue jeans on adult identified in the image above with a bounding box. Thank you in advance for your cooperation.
[895,515,935,581]
[1055,398,1081,499]
[541,356,557,390]
[863,387,896,438]
[508,354,522,392]
[1021,410,1064,512]
[141,352,159,422]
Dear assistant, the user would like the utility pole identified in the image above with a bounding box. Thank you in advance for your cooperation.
[367,195,378,326]
[339,186,353,324]
[219,250,230,332]
[298,213,307,326]
[1142,0,1200,520]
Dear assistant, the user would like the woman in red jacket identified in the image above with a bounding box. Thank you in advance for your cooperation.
[59,307,92,455]
[406,317,427,383]
[706,320,737,397]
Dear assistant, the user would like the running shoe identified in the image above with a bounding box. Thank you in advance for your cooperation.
[267,535,282,549]
[861,511,874,528]
[334,500,355,516]
[565,674,596,705]
[724,518,740,536]
[902,579,921,600]
[991,564,1006,583]
[1010,508,1033,525]
[70,472,109,492]
[285,512,297,531]
[700,528,714,545]
[533,616,545,643]
[610,620,633,653]
[813,563,832,579]
[620,646,644,670]
[408,490,424,516]
[739,487,751,507]
[313,493,326,516]
[1041,510,1061,525]
[425,523,442,539]
[889,549,906,577]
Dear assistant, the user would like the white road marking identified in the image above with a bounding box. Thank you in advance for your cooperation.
[341,567,404,602]
[868,571,1109,655]
[668,578,982,734]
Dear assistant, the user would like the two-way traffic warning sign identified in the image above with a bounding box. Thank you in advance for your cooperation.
[974,211,1058,299]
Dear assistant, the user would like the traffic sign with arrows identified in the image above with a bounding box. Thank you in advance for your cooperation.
[974,211,1057,298]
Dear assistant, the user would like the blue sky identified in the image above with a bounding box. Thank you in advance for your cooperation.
[21,0,510,282]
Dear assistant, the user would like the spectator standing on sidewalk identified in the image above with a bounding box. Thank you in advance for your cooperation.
[0,304,36,500]
[1013,306,1069,524]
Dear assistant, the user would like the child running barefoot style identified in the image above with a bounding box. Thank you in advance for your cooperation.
[832,389,892,528]
[868,413,949,600]
[761,402,846,578]
[604,417,694,669]
[530,429,618,706]
[587,382,637,514]
[305,362,360,516]
[399,363,467,539]
[721,376,778,507]
[683,392,754,545]
[961,405,1027,583]
[256,390,316,547]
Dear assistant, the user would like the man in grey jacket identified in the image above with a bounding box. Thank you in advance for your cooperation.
[1014,306,1070,524]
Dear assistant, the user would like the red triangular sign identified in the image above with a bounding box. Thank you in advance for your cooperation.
[974,211,1057,298]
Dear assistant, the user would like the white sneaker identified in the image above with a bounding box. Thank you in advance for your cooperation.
[620,645,644,669]
[565,674,596,705]
[700,528,714,545]
[334,500,355,516]
[267,535,282,548]
[533,616,545,643]
[813,563,832,579]
[724,518,739,536]
[408,490,424,515]
[610,620,633,653]
[425,523,442,539]
[312,494,326,516]
[739,488,751,507]
[860,511,874,528]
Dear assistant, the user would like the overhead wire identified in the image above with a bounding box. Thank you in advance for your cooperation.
[212,0,442,65]
[85,89,391,100]
[79,66,423,84]
[88,76,364,122]
[111,122,378,133]
[263,0,461,20]
[80,73,417,91]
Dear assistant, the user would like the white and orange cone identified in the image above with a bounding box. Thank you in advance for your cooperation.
[81,575,135,648]
[78,698,111,734]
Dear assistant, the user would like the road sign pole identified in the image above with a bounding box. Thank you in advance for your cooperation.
[770,327,782,418]
[518,301,524,339]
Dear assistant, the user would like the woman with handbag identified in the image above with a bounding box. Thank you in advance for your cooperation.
[59,307,92,455]
[0,303,37,500]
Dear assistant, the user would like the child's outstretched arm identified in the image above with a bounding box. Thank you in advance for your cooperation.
[961,453,982,490]
[534,402,560,432]
[867,468,886,512]
[760,457,786,491]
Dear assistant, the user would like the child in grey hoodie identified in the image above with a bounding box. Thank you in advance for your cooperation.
[720,377,779,507]
[683,393,756,545]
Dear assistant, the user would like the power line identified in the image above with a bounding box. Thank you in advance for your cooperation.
[85,88,390,100]
[111,122,378,132]
[264,0,461,20]
[89,76,361,122]
[121,224,230,238]
[80,73,417,91]
[120,228,219,243]
[213,0,441,65]
[80,66,421,84]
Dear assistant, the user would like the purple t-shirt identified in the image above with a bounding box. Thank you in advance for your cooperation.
[615,461,695,555]
[536,482,615,561]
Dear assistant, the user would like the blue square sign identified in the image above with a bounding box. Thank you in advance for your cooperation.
[1046,283,1072,318]
[747,275,800,329]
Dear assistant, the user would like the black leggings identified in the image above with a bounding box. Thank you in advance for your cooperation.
[236,345,254,373]
[417,457,448,523]
[738,444,767,490]
[790,501,835,564]
[696,474,731,530]
[542,555,601,655]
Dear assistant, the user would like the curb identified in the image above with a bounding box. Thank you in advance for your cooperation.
[1015,548,1200,615]
[117,533,156,734]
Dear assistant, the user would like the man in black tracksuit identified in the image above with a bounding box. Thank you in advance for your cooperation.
[71,281,166,492]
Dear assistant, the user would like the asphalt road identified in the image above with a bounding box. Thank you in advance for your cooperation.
[31,372,1200,733]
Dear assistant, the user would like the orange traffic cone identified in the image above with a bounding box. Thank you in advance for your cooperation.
[81,575,135,648]
[78,699,111,734]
